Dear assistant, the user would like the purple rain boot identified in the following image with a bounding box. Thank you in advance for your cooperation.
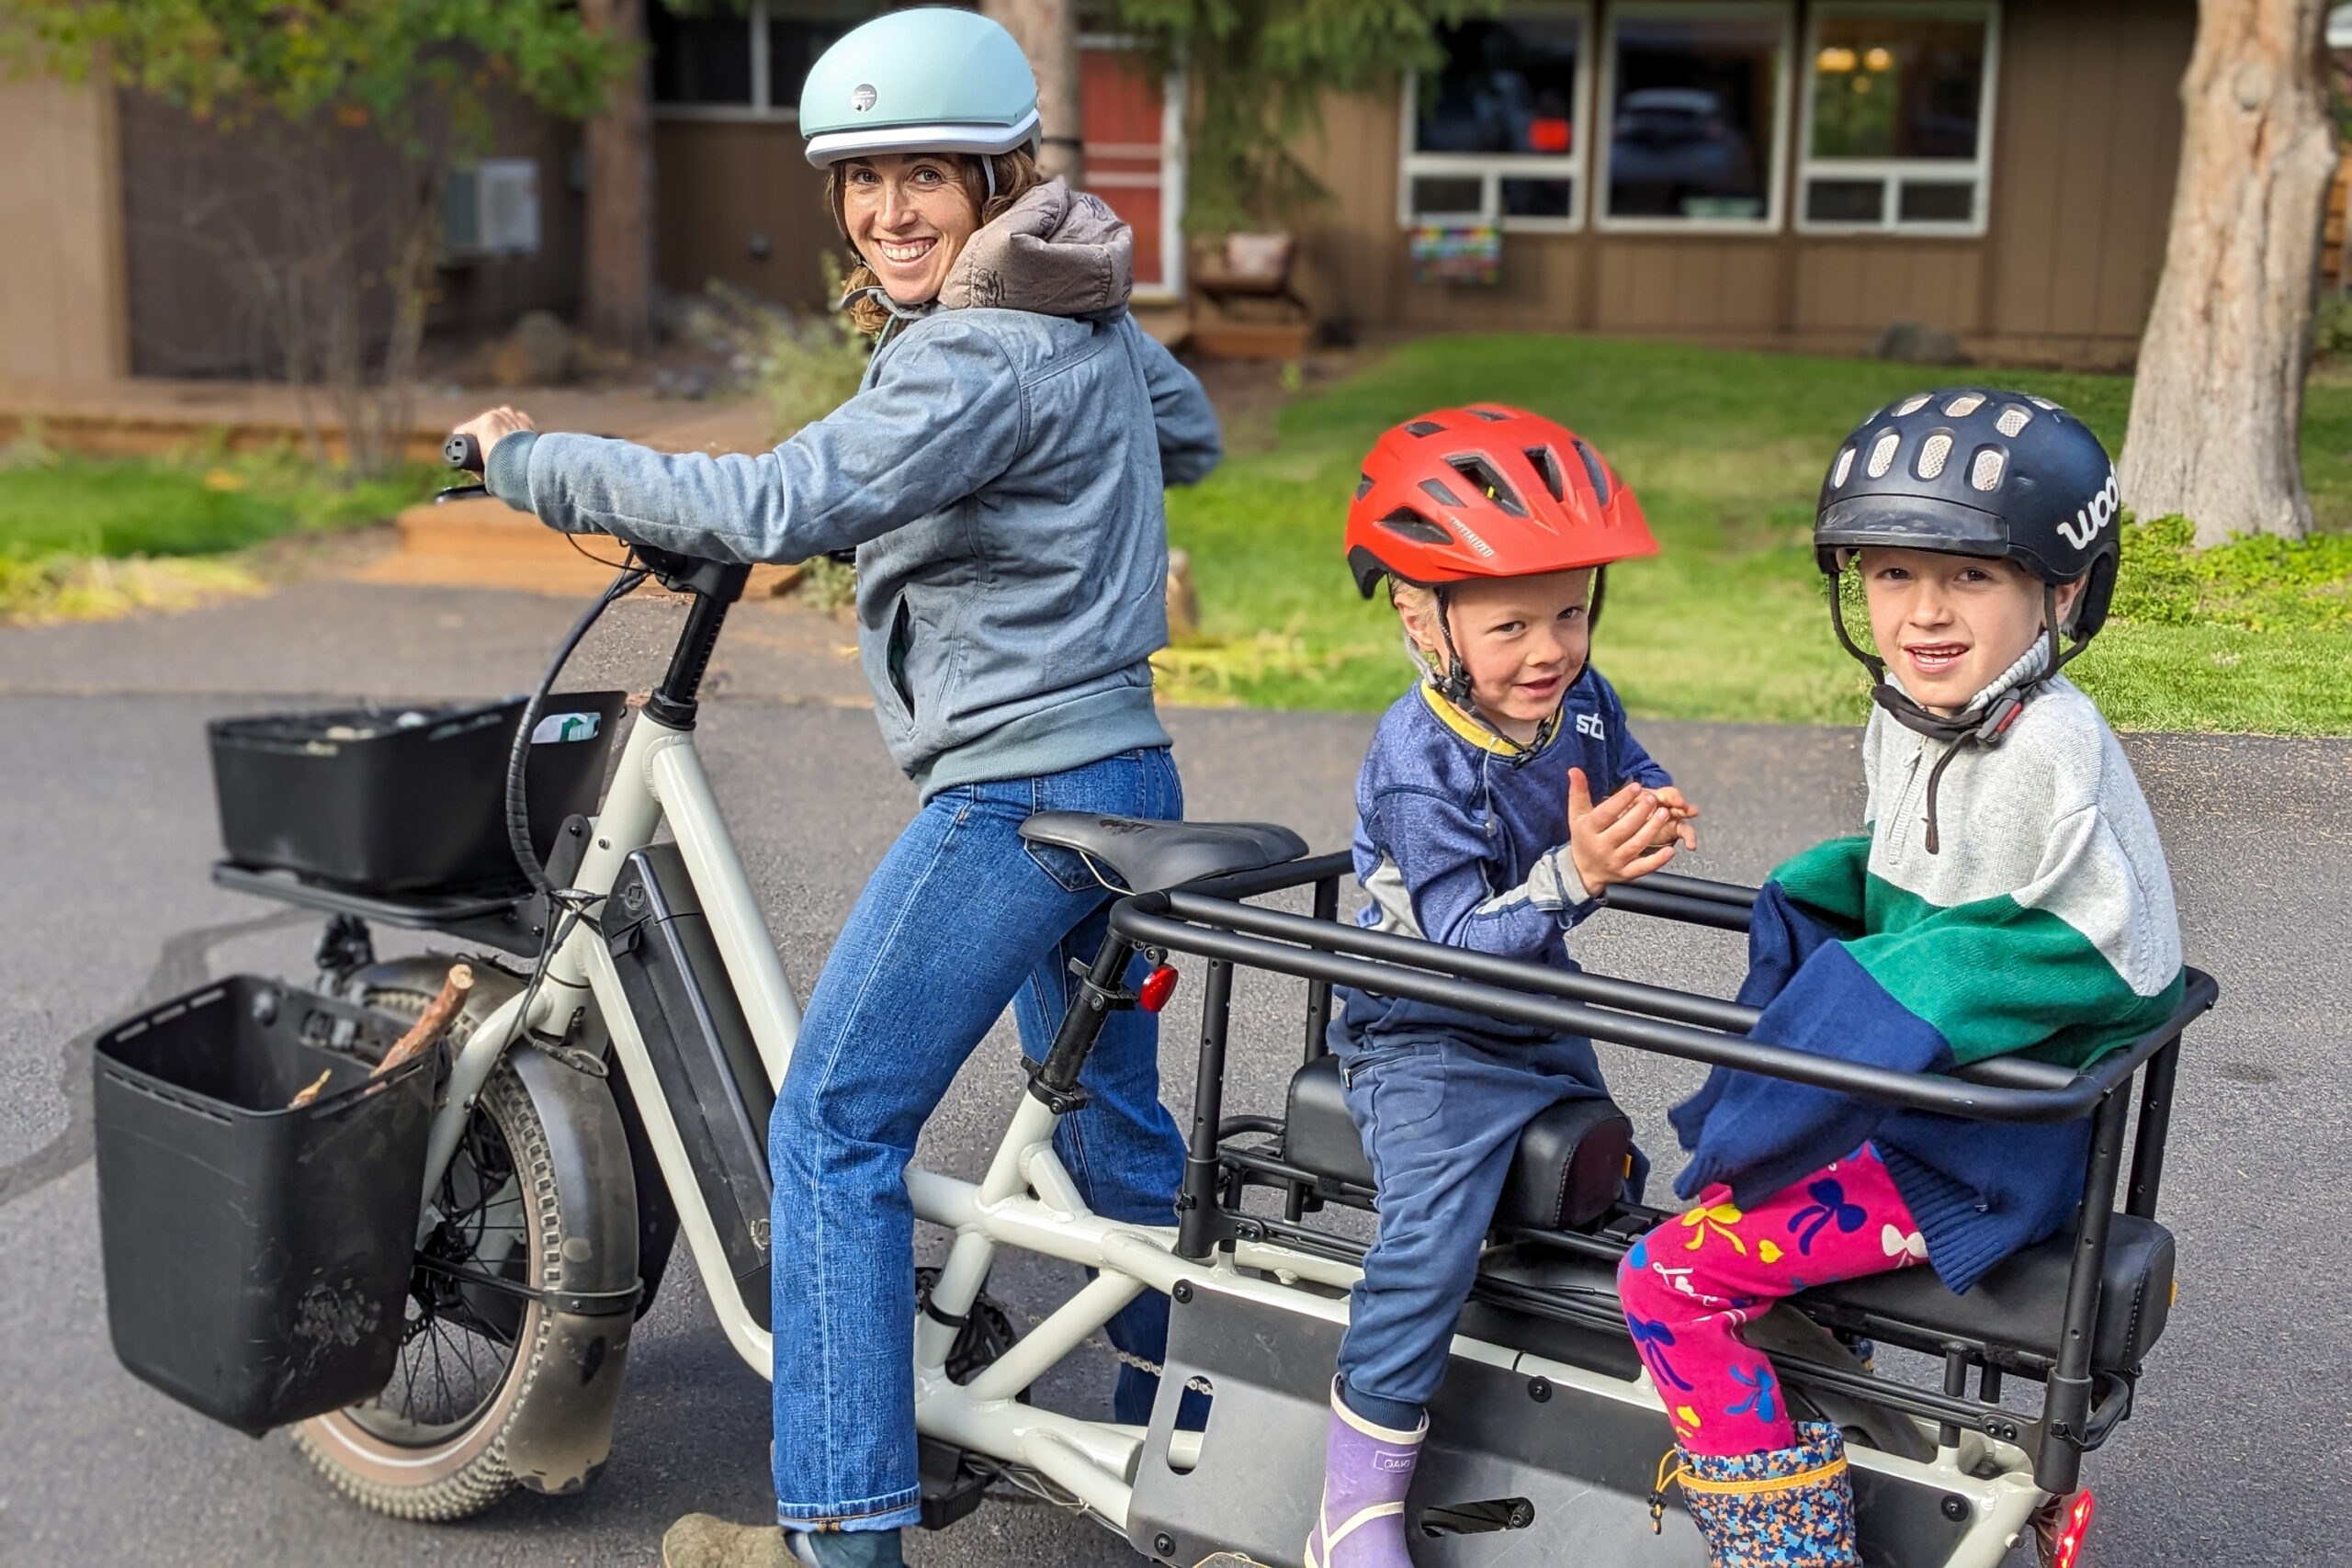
[1303,1379,1427,1568]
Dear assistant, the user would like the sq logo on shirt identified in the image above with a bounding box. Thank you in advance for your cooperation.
[1576,711,1606,740]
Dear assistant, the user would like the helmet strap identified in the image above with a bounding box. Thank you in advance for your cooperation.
[983,154,998,200]
[1432,586,1476,707]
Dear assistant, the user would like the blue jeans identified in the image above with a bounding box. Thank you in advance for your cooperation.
[1333,1028,1629,1430]
[769,748,1187,1530]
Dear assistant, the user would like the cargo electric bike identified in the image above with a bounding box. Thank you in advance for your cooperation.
[96,513,2213,1568]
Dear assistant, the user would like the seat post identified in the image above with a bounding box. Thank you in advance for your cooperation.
[1028,930,1136,1109]
[1176,959,1237,1260]
[2034,1086,2132,1495]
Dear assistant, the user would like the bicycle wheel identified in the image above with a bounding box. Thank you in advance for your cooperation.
[290,963,569,1520]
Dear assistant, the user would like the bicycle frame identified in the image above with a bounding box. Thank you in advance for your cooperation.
[365,558,2206,1567]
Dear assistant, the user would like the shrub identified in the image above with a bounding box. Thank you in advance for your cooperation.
[2110,512,2352,632]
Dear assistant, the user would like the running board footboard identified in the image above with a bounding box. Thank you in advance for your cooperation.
[1126,1284,1989,1568]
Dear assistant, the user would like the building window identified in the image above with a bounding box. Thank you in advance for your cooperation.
[1797,4,1998,234]
[1600,2,1792,230]
[1398,4,1590,231]
[651,1,870,121]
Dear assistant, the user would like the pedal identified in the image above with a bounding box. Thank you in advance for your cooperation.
[916,1437,989,1531]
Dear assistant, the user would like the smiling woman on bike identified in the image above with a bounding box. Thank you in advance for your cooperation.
[455,10,1218,1565]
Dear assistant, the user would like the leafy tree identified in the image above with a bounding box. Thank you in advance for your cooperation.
[1112,0,1493,236]
[3,0,628,475]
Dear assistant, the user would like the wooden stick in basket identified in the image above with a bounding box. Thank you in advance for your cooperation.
[373,964,474,1078]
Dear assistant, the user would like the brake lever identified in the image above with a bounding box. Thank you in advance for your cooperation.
[437,431,489,503]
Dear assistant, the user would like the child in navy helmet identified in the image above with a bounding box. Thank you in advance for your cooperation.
[1307,406,1697,1568]
[1618,390,2185,1567]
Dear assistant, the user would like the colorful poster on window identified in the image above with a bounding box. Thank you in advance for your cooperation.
[1409,224,1501,287]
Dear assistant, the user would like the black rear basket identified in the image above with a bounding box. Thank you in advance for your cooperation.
[93,976,435,1435]
[209,691,628,894]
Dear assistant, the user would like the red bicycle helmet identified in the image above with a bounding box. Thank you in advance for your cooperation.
[1344,404,1656,597]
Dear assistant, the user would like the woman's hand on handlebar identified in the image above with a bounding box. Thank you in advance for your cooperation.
[454,406,536,468]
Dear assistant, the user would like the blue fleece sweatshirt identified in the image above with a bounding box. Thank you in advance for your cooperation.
[1336,668,1672,1047]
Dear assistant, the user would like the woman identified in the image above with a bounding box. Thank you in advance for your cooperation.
[456,11,1219,1565]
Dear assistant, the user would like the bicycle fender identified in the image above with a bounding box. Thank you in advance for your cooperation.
[501,1043,643,1496]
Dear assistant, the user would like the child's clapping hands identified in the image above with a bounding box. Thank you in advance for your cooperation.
[1567,768,1701,892]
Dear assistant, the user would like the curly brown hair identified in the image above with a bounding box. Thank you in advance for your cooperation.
[825,150,1046,334]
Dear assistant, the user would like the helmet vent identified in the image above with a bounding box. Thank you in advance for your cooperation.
[1378,511,1453,546]
[1895,393,1931,416]
[1524,446,1566,502]
[1867,430,1901,479]
[1969,446,2006,491]
[1917,433,1953,479]
[2028,396,2058,411]
[1571,439,1612,504]
[1468,407,1512,422]
[1832,446,1857,487]
[1404,420,1446,437]
[1355,473,1374,501]
[1995,404,2032,437]
[1419,478,1464,507]
[1448,457,1527,516]
[1943,393,1986,417]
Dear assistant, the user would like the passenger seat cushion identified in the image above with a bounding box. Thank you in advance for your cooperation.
[1280,1055,1634,1232]
[1795,1213,2175,1372]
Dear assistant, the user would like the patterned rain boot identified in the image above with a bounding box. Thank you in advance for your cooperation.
[1303,1379,1426,1568]
[1658,1421,1860,1568]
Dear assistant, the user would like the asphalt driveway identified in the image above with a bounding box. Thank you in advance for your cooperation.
[0,582,2343,1566]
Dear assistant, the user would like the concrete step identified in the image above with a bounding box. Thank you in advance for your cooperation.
[364,496,801,598]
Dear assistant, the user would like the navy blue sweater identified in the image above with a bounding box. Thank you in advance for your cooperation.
[1336,670,1671,1048]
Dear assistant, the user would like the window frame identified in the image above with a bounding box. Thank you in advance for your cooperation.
[1595,0,1795,235]
[653,0,796,124]
[1395,0,1595,234]
[1793,0,2002,238]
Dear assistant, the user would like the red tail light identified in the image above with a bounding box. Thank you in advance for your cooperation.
[2050,1490,2095,1568]
[1138,964,1179,1012]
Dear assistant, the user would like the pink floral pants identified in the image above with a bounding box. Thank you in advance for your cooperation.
[1615,1143,1927,1456]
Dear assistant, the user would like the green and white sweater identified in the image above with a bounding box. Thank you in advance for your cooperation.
[1775,656,2185,1069]
[1670,649,2187,1290]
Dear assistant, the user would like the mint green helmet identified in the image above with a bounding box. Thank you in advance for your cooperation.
[799,7,1041,168]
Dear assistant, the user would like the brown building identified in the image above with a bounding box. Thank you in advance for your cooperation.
[649,0,2199,369]
[0,0,2205,383]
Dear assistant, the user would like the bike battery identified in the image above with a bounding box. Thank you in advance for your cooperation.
[605,843,775,1329]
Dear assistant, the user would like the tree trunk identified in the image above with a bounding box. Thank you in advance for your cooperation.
[2120,0,2336,545]
[983,0,1085,186]
[581,0,654,354]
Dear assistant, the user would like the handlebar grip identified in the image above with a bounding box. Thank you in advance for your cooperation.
[444,432,483,474]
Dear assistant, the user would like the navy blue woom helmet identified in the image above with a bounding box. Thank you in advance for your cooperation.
[1814,390,2123,822]
[1815,387,2121,647]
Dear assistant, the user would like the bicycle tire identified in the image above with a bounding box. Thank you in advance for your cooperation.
[290,962,570,1521]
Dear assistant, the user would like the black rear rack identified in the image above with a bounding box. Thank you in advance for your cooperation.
[1102,852,2216,1495]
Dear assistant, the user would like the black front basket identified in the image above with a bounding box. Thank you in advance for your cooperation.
[209,691,627,894]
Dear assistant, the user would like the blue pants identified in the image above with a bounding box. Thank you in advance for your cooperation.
[1334,1029,1624,1430]
[768,748,1188,1531]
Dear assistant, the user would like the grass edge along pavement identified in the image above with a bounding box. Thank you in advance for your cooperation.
[1155,333,2352,737]
[0,432,438,623]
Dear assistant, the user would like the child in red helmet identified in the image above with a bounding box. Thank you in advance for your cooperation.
[1306,407,1697,1568]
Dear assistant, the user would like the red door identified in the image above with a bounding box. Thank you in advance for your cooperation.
[1080,45,1177,299]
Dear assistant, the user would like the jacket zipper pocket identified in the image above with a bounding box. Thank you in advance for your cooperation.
[886,598,915,719]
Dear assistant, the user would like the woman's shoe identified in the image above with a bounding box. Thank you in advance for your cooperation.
[659,1517,904,1568]
[1303,1379,1426,1568]
[660,1514,794,1568]
[1662,1421,1860,1568]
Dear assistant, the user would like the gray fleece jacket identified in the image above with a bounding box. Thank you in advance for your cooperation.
[487,179,1221,796]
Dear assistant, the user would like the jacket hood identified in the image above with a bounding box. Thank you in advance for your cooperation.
[938,176,1133,317]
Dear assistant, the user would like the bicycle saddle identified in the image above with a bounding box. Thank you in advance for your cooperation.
[1019,813,1308,895]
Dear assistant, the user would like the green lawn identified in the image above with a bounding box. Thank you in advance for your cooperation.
[1162,335,2352,735]
[0,448,434,562]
